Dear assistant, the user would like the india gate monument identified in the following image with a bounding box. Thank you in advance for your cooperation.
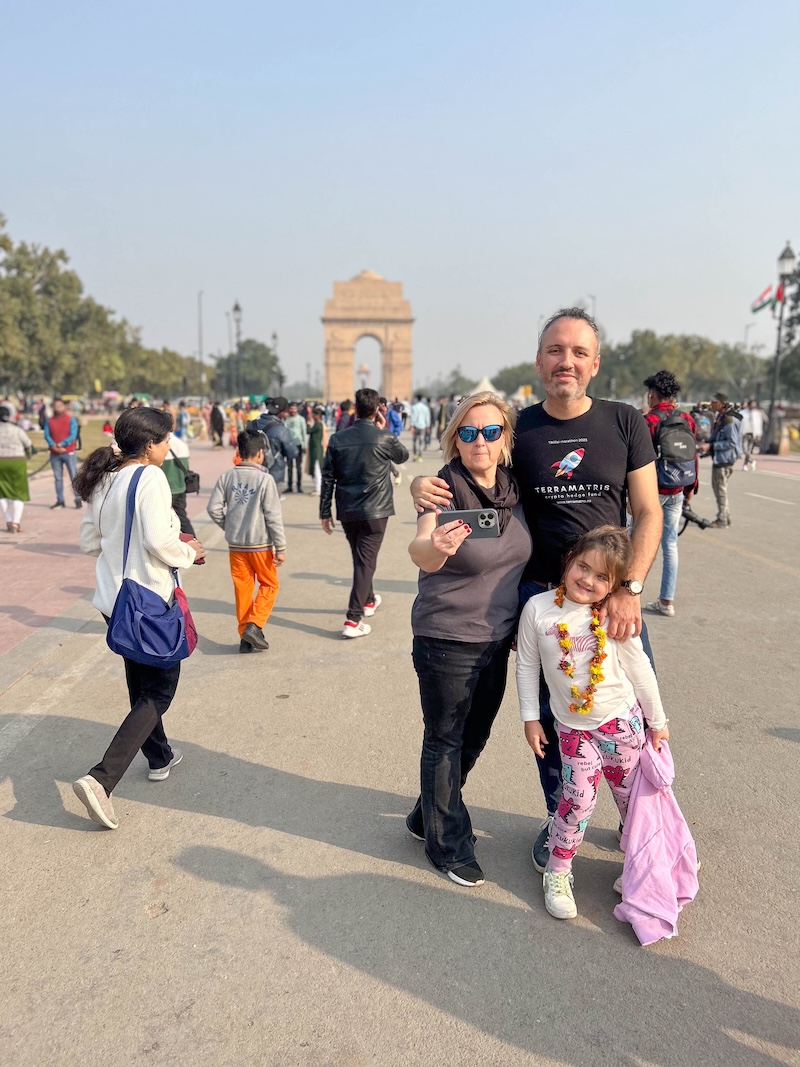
[322,271,413,402]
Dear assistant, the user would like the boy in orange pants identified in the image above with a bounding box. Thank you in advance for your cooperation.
[207,429,286,653]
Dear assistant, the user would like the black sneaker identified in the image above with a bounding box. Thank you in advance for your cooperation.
[50,501,65,510]
[447,860,485,887]
[75,500,83,509]
[531,815,554,874]
[405,813,424,842]
[241,623,269,651]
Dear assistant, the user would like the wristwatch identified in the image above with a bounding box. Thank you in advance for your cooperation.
[620,579,643,596]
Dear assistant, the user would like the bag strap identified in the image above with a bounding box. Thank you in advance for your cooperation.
[172,454,189,476]
[122,466,146,576]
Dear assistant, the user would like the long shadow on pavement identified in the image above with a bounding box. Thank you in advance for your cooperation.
[173,844,800,1067]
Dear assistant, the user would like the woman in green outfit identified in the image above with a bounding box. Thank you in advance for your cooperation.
[307,405,326,496]
[0,406,33,532]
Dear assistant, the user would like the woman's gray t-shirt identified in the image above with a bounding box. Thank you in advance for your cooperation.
[411,503,532,643]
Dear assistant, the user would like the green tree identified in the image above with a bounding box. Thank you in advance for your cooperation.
[491,362,538,396]
[415,364,476,398]
[213,339,283,398]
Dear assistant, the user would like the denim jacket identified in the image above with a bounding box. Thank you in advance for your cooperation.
[710,409,743,467]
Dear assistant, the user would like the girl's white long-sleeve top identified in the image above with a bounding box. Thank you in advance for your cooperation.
[79,464,196,617]
[516,591,666,731]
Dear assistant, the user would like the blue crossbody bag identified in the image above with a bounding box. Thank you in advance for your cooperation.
[105,466,191,668]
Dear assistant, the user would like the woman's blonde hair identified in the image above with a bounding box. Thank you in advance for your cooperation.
[440,391,516,466]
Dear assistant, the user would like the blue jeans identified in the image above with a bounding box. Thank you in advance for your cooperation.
[518,579,656,816]
[658,493,683,601]
[50,452,79,504]
[407,633,513,870]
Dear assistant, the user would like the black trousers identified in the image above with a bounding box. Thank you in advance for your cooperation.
[341,517,388,622]
[171,491,196,537]
[287,448,304,490]
[407,633,513,870]
[90,653,181,794]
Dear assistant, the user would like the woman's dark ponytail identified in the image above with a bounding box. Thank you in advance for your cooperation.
[74,446,122,501]
[73,406,174,501]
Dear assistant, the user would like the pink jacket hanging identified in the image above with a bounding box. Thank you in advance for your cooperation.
[614,739,699,946]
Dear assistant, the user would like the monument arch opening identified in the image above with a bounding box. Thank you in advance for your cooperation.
[322,270,413,403]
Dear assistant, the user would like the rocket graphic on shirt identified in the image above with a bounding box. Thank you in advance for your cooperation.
[551,448,585,479]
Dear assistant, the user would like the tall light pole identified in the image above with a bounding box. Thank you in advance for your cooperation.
[232,301,243,398]
[197,291,204,403]
[764,242,796,454]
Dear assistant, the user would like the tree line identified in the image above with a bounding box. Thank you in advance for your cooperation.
[0,215,283,399]
[3,213,798,404]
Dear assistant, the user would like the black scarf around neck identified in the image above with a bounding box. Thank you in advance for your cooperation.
[440,457,519,534]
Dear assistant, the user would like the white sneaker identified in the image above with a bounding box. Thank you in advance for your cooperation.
[363,594,382,617]
[643,599,675,617]
[543,869,577,919]
[342,620,371,639]
[148,748,183,781]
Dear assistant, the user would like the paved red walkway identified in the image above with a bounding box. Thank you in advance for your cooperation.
[1,442,797,659]
[0,442,235,658]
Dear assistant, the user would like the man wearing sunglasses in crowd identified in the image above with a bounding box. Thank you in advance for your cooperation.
[411,306,662,873]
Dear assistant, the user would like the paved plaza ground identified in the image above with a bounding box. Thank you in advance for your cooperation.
[1,435,799,1066]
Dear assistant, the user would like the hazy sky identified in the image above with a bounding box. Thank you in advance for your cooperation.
[4,1,799,390]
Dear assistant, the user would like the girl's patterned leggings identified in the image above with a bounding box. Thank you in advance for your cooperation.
[547,705,645,874]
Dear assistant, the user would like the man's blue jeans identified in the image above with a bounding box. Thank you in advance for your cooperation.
[519,579,656,816]
[658,493,683,601]
[50,452,79,504]
[407,633,513,870]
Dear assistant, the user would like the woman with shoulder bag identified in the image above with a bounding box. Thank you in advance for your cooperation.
[72,407,205,829]
[406,391,531,886]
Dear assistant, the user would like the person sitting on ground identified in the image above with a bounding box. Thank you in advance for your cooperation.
[405,391,531,888]
[516,525,671,920]
[207,429,286,654]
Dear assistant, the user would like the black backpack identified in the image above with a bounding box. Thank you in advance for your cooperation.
[654,411,696,489]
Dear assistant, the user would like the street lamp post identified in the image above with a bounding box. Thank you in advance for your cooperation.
[764,242,796,454]
[232,301,243,398]
[197,291,204,404]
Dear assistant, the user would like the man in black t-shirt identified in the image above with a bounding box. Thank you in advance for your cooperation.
[412,307,662,872]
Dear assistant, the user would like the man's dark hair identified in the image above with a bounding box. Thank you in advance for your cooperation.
[355,388,380,419]
[643,370,681,400]
[379,396,388,406]
[238,428,266,460]
[537,307,600,353]
[341,399,352,412]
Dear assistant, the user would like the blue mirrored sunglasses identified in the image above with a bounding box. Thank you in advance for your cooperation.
[457,424,503,443]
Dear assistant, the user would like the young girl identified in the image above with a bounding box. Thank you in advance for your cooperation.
[516,525,669,920]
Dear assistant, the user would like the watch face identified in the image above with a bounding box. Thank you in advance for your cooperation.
[628,581,643,595]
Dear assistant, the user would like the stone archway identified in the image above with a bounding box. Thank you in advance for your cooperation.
[322,271,413,402]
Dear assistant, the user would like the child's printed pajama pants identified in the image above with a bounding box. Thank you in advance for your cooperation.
[547,706,645,874]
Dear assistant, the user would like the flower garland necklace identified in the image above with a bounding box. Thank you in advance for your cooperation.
[554,585,607,715]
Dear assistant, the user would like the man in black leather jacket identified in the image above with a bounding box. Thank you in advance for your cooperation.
[320,388,409,638]
[253,397,298,494]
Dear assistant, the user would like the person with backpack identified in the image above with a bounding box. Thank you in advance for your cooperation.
[699,392,743,529]
[641,371,698,618]
[252,397,298,498]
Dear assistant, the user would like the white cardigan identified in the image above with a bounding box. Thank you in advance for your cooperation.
[80,463,196,616]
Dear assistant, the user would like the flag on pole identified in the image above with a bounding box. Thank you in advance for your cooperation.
[751,285,773,313]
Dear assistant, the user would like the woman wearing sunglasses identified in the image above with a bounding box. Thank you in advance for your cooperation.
[406,391,531,886]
